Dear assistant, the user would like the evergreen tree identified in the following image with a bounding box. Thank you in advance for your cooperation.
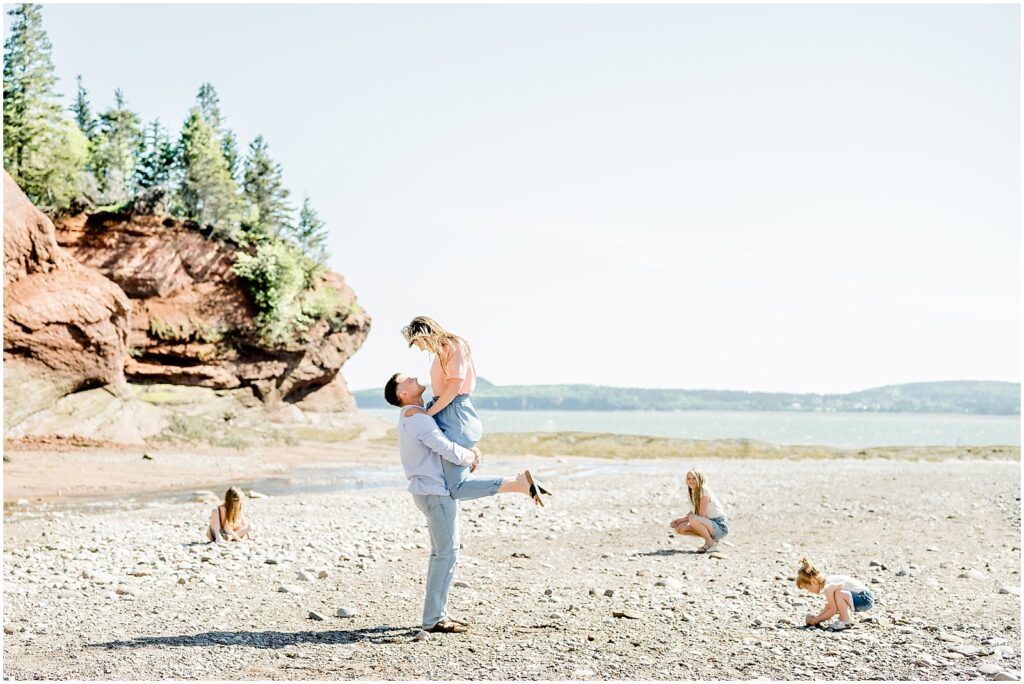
[292,196,329,264]
[134,119,176,191]
[222,128,240,182]
[70,74,96,140]
[92,88,143,204]
[196,82,222,131]
[3,3,87,207]
[242,135,292,241]
[176,106,239,235]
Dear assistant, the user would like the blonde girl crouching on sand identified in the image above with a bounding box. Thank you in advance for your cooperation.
[207,487,255,542]
[797,557,875,631]
[669,469,729,553]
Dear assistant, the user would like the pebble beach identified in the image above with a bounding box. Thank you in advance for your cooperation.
[3,453,1021,680]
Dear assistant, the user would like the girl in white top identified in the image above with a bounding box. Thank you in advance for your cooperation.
[796,557,876,630]
[670,469,730,554]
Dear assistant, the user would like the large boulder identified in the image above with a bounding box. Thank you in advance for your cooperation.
[53,211,370,407]
[3,172,131,427]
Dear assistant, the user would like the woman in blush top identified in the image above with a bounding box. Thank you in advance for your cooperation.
[402,315,549,505]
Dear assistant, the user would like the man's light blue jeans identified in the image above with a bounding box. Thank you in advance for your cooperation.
[412,493,459,628]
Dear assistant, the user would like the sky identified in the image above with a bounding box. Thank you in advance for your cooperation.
[7,4,1020,393]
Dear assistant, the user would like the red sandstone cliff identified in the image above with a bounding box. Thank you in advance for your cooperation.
[4,172,370,432]
[3,172,131,426]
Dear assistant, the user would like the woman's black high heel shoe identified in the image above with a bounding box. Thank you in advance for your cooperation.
[524,470,552,506]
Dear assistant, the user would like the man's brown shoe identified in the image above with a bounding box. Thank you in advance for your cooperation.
[426,620,470,634]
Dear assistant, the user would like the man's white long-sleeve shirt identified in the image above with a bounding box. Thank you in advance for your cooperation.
[397,406,475,496]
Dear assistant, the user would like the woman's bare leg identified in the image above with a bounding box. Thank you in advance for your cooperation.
[497,472,531,495]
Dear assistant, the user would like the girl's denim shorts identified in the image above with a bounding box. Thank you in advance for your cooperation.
[708,516,729,541]
[851,590,875,612]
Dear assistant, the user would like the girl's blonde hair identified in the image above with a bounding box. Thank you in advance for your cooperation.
[223,486,244,528]
[686,469,706,515]
[796,556,826,589]
[401,316,471,374]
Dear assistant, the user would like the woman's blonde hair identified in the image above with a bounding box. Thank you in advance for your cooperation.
[686,469,706,515]
[796,556,826,589]
[223,486,244,527]
[401,316,471,374]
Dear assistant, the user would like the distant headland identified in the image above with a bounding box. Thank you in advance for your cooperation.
[354,379,1020,415]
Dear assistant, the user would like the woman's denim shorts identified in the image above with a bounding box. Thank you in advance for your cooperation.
[426,394,483,449]
[851,590,875,612]
[708,516,729,541]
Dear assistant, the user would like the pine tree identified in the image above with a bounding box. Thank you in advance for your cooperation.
[134,119,176,191]
[292,196,329,264]
[196,82,222,131]
[3,3,87,207]
[69,75,96,140]
[92,88,143,204]
[222,129,240,182]
[176,106,240,236]
[242,135,293,241]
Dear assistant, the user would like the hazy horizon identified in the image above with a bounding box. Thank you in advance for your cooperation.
[350,376,1019,393]
[10,4,1020,394]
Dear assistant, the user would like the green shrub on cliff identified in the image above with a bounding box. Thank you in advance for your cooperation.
[233,241,354,347]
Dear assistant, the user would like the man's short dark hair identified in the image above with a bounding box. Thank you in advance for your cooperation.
[384,373,402,407]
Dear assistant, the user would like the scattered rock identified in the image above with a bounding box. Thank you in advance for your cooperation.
[454,581,471,589]
[958,570,987,581]
[998,586,1021,595]
[264,559,279,565]
[296,571,315,582]
[414,630,430,641]
[604,589,615,597]
[4,625,16,635]
[708,551,725,560]
[612,610,643,620]
[248,491,268,499]
[993,673,1020,682]
[278,585,305,594]
[141,453,153,461]
[337,607,357,618]
[308,611,325,621]
[317,570,329,579]
[655,578,683,590]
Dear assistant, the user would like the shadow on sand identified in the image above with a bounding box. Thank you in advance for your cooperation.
[635,548,702,557]
[89,625,413,650]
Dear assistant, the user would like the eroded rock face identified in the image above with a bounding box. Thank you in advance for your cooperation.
[53,211,370,407]
[3,172,131,426]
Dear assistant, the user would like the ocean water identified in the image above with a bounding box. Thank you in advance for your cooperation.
[362,408,1020,448]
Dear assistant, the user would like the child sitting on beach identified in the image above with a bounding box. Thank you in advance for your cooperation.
[796,557,875,631]
[669,469,729,553]
[207,486,255,542]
